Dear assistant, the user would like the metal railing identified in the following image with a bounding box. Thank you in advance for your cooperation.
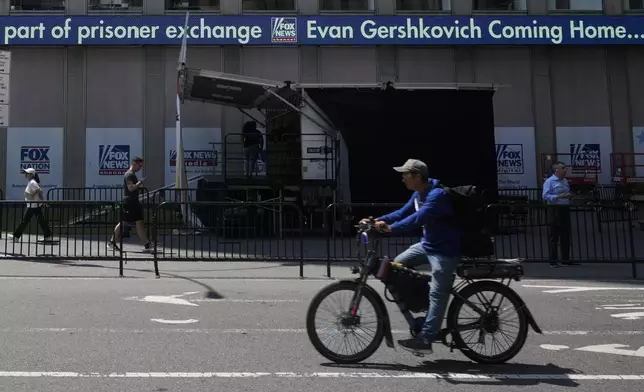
[0,200,129,276]
[322,202,643,279]
[150,201,304,276]
[1,196,643,279]
[223,132,336,183]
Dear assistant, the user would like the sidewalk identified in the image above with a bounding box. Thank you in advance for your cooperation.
[0,258,642,281]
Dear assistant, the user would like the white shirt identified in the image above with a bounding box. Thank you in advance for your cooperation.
[25,179,43,208]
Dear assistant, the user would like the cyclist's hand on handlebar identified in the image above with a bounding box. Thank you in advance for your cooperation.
[375,221,391,232]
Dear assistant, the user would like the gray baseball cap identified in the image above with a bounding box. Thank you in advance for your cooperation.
[393,159,428,177]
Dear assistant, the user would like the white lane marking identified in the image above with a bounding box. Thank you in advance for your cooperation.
[124,292,199,306]
[540,344,570,351]
[576,344,644,358]
[599,307,644,310]
[0,277,336,282]
[150,319,199,325]
[611,312,644,320]
[523,285,644,294]
[0,327,643,336]
[0,371,641,380]
[191,299,303,303]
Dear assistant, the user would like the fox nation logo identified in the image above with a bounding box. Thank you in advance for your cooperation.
[99,145,130,175]
[496,144,524,174]
[271,17,297,43]
[20,146,51,174]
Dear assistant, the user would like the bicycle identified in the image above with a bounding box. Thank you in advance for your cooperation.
[306,218,542,364]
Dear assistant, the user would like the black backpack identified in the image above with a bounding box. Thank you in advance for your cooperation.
[439,185,494,259]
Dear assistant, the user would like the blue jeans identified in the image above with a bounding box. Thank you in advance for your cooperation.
[394,242,460,343]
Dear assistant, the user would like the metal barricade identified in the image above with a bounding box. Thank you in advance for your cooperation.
[0,200,128,276]
[490,203,639,277]
[151,201,305,277]
[322,202,641,279]
[323,203,418,277]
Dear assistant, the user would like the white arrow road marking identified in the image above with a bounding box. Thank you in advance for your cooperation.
[125,292,200,306]
[576,344,644,358]
[598,306,644,310]
[523,285,644,294]
[540,344,570,351]
[611,312,644,320]
[151,319,199,325]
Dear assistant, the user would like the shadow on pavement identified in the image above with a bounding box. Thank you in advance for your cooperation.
[322,359,580,387]
[11,258,235,299]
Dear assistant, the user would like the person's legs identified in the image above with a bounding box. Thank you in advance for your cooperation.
[393,242,427,268]
[248,145,260,176]
[547,208,561,267]
[33,207,53,238]
[398,253,459,353]
[420,253,459,340]
[243,147,251,176]
[12,207,35,239]
[559,208,577,265]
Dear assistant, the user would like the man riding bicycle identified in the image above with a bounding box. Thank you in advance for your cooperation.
[366,159,461,354]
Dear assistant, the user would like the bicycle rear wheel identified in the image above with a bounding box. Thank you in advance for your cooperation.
[446,280,528,364]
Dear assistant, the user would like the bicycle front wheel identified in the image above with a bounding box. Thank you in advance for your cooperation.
[446,280,529,364]
[306,281,386,364]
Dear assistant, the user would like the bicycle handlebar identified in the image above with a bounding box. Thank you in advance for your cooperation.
[354,217,387,236]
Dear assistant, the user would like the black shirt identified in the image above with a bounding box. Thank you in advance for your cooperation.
[123,170,139,198]
[243,128,263,148]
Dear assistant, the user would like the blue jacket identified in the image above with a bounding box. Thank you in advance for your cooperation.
[376,179,461,258]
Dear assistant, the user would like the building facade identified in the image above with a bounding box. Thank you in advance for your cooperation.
[1,0,643,198]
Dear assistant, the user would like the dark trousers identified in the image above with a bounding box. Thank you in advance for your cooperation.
[13,207,52,239]
[548,207,571,261]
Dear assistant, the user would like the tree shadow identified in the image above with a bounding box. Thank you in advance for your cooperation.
[322,359,581,387]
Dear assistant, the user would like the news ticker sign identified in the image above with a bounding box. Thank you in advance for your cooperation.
[1,15,644,45]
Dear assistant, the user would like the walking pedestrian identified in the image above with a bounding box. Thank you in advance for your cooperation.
[108,157,152,252]
[8,168,54,242]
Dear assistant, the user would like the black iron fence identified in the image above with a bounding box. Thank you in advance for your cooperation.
[0,200,130,276]
[322,202,644,278]
[150,201,305,276]
[1,195,643,279]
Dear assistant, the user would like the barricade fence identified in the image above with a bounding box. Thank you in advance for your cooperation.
[0,193,642,279]
[151,201,305,276]
[0,200,127,275]
[323,202,642,278]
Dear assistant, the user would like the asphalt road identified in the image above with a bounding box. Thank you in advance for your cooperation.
[0,262,643,392]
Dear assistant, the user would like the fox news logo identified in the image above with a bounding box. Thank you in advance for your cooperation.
[496,144,524,174]
[169,150,216,167]
[20,146,51,174]
[570,143,601,171]
[99,145,130,175]
[271,17,297,43]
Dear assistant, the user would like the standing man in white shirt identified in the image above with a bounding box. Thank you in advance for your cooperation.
[542,162,579,267]
[8,168,54,242]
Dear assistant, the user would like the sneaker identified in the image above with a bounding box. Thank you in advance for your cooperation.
[107,240,121,251]
[398,336,433,355]
[143,241,156,251]
[7,234,20,242]
[41,236,54,242]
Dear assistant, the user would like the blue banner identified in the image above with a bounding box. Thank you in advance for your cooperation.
[1,15,644,45]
